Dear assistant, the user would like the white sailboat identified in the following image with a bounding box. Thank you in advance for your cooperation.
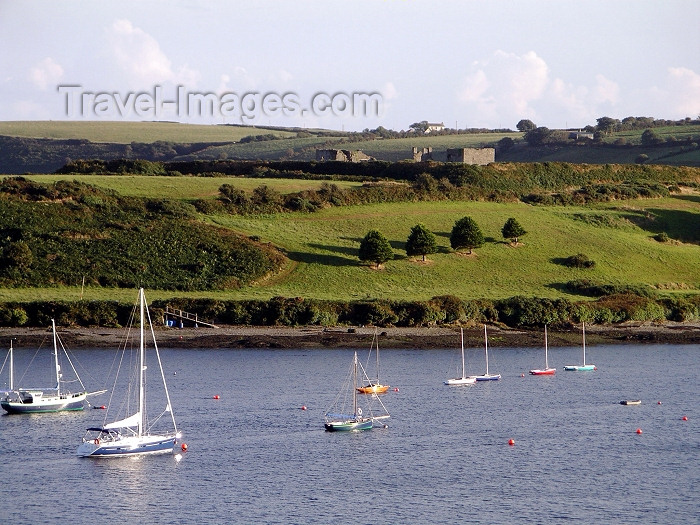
[325,351,390,432]
[475,325,501,381]
[77,288,181,457]
[529,325,556,375]
[1,320,93,414]
[564,322,596,371]
[444,327,476,385]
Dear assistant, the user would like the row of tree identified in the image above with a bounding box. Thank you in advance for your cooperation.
[358,218,527,267]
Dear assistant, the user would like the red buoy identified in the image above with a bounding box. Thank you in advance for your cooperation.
[521,373,524,378]
[181,443,188,451]
[657,401,662,405]
[100,405,106,409]
[636,428,642,434]
[301,405,307,411]
[682,416,688,421]
[508,439,515,446]
[394,387,399,392]
[213,395,220,400]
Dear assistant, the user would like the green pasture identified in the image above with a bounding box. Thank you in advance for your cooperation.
[0,192,697,303]
[0,121,296,144]
[334,133,521,162]
[202,197,699,301]
[22,174,361,200]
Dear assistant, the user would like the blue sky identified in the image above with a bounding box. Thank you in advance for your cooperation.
[1,0,698,132]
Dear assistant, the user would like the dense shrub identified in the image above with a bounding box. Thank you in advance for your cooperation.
[562,254,596,269]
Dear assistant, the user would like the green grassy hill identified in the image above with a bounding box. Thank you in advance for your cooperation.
[1,182,697,303]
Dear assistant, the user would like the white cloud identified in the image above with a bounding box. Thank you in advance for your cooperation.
[29,57,64,90]
[666,67,700,117]
[457,51,631,127]
[458,50,549,125]
[107,19,198,88]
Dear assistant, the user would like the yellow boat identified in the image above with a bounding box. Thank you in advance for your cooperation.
[356,330,390,395]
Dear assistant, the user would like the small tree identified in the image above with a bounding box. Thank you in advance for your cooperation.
[359,230,394,269]
[450,216,484,255]
[502,218,527,244]
[406,223,437,262]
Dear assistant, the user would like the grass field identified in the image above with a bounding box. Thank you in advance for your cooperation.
[22,174,362,200]
[0,121,298,143]
[3,190,696,303]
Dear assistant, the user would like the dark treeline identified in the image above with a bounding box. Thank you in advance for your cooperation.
[1,293,697,329]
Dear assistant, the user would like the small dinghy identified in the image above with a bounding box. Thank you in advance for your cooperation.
[620,400,641,405]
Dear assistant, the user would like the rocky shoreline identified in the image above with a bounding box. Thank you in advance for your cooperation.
[2,322,699,350]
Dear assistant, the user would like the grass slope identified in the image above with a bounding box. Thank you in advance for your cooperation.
[0,192,697,303]
[201,198,698,302]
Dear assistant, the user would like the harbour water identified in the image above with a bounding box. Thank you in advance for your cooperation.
[1,342,698,524]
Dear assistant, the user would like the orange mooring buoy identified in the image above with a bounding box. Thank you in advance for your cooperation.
[636,428,642,434]
[181,443,188,452]
[508,439,515,446]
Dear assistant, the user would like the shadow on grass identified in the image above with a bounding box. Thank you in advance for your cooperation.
[672,194,700,204]
[621,208,700,244]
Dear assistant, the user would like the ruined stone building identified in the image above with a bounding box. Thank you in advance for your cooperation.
[315,149,373,162]
[411,146,495,165]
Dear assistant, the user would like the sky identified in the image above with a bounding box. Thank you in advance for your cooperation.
[1,0,699,132]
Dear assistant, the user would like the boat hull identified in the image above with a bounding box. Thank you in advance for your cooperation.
[620,400,641,405]
[77,434,177,457]
[444,377,476,385]
[475,374,501,381]
[356,384,390,394]
[529,368,556,376]
[1,392,86,414]
[324,418,373,432]
[564,365,596,371]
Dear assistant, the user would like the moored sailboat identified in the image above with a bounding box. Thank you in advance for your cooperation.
[325,351,390,432]
[77,288,181,457]
[529,325,556,376]
[564,322,596,371]
[1,320,94,414]
[357,330,390,394]
[444,328,476,385]
[475,325,501,381]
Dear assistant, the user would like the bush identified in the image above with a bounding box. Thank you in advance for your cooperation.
[563,253,596,269]
[653,232,670,243]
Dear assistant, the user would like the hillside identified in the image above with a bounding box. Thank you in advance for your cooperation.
[1,120,699,173]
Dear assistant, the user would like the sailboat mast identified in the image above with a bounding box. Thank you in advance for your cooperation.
[582,322,586,365]
[375,335,380,383]
[484,325,489,375]
[544,325,549,369]
[352,352,358,418]
[138,288,145,438]
[460,327,465,377]
[9,339,13,391]
[52,319,60,393]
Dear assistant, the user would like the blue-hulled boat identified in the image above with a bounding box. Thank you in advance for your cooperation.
[564,322,596,372]
[77,288,181,457]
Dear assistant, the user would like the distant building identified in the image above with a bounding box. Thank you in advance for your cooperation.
[569,131,594,140]
[424,122,445,134]
[315,149,373,162]
[412,146,494,165]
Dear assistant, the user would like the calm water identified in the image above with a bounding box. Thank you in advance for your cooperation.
[1,342,698,524]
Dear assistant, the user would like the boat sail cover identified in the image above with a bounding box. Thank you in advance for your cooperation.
[103,412,141,429]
